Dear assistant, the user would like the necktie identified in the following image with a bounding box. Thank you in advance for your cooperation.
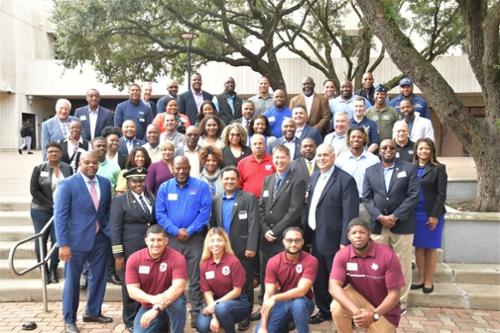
[139,195,150,215]
[273,176,282,201]
[89,179,100,233]
[307,160,313,176]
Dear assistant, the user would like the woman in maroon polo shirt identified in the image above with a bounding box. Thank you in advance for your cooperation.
[196,227,250,333]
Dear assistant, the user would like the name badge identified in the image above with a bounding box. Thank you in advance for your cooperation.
[205,271,215,280]
[268,116,276,123]
[263,190,269,198]
[346,262,358,271]
[40,171,49,177]
[397,171,407,178]
[139,118,145,123]
[238,210,248,219]
[265,164,273,171]
[168,193,178,201]
[79,115,87,121]
[139,265,150,274]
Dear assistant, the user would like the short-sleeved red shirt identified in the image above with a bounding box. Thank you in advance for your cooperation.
[199,253,246,299]
[330,241,405,327]
[265,251,318,299]
[125,247,188,307]
[237,154,275,198]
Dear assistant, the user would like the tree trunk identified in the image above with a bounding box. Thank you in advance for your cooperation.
[356,0,500,211]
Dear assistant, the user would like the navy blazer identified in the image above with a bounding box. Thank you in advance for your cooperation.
[118,137,145,156]
[177,90,213,124]
[54,173,112,252]
[306,167,359,254]
[267,137,302,160]
[299,124,323,146]
[363,159,419,234]
[74,106,113,141]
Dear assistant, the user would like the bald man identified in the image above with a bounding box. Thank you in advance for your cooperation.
[263,89,292,138]
[157,80,180,115]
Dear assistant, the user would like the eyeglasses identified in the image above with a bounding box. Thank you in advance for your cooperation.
[284,238,303,244]
[380,146,396,151]
[229,133,241,137]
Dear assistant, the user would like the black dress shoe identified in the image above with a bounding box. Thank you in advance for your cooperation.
[21,321,37,330]
[64,323,80,333]
[237,317,250,331]
[411,283,424,290]
[48,269,59,284]
[18,149,22,155]
[250,311,261,321]
[423,284,434,294]
[107,274,122,285]
[310,312,331,324]
[82,314,113,323]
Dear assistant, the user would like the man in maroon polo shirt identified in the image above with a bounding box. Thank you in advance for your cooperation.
[256,227,318,333]
[329,218,404,332]
[237,134,275,198]
[125,225,188,333]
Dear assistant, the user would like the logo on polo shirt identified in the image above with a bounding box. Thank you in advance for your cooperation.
[265,164,273,171]
[222,265,231,276]
[296,264,303,273]
[371,263,379,271]
[159,262,168,272]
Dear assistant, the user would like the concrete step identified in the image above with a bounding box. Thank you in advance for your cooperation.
[412,263,500,285]
[0,241,36,260]
[0,211,32,226]
[0,225,35,242]
[0,197,31,211]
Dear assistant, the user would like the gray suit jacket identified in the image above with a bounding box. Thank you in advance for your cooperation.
[211,190,260,257]
[363,159,419,234]
[41,115,78,160]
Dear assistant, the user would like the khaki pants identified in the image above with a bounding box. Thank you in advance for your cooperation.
[331,285,396,333]
[372,229,413,309]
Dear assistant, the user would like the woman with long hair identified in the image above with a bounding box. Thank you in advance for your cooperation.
[221,123,252,167]
[248,114,276,149]
[199,146,224,197]
[196,227,250,333]
[115,146,152,194]
[198,115,225,149]
[411,138,447,294]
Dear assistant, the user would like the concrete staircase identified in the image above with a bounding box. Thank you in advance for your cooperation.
[1,197,499,310]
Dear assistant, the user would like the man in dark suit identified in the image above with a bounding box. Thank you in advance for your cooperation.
[156,80,179,115]
[118,120,145,156]
[74,89,113,141]
[142,82,157,117]
[54,152,113,333]
[306,143,359,324]
[267,118,301,160]
[177,72,213,124]
[363,139,419,312]
[289,76,330,135]
[259,145,306,302]
[290,137,318,187]
[110,167,156,331]
[292,105,323,146]
[213,76,243,125]
[211,166,259,330]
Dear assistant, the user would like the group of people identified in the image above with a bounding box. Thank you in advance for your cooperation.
[30,72,447,333]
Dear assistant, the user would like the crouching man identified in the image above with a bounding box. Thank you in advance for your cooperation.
[329,218,405,332]
[125,225,187,333]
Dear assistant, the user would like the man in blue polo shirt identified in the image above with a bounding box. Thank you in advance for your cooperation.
[263,89,292,138]
[389,78,431,120]
[114,83,154,140]
[155,155,212,327]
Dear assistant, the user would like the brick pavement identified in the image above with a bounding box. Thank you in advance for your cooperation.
[0,301,499,333]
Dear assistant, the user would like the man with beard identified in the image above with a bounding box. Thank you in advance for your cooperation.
[142,124,162,162]
[263,89,292,138]
[267,119,301,160]
[289,76,330,134]
[394,100,434,142]
[114,83,154,140]
[156,80,179,115]
[389,77,431,120]
[75,88,113,141]
[178,73,213,124]
[362,139,419,313]
[255,227,318,333]
[329,218,405,332]
[366,84,399,142]
[249,76,274,116]
[393,122,415,163]
[119,120,145,156]
[329,80,372,119]
[355,72,375,106]
[290,138,318,186]
[179,126,202,177]
[213,76,243,125]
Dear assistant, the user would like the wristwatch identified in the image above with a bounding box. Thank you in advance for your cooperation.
[373,311,380,321]
[152,304,162,312]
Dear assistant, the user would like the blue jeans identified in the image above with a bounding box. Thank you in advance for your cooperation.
[255,297,314,333]
[30,208,59,270]
[133,296,186,333]
[196,295,250,333]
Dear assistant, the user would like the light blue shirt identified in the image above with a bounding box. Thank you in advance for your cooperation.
[383,162,395,192]
[335,150,380,197]
[329,95,372,119]
[80,172,101,200]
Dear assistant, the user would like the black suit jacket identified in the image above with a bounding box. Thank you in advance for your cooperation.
[178,90,213,124]
[211,190,260,257]
[74,106,113,141]
[306,167,359,255]
[118,137,145,156]
[267,137,302,160]
[363,159,419,234]
[417,162,447,217]
[259,169,306,249]
[59,139,89,171]
[109,191,156,258]
[299,124,323,146]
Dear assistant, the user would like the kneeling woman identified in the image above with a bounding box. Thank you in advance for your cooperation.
[196,227,250,333]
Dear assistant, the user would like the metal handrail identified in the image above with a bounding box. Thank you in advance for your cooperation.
[8,216,56,312]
